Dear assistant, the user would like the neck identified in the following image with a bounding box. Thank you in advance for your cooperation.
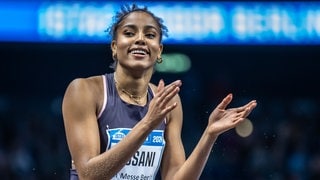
[114,68,151,90]
[114,72,149,105]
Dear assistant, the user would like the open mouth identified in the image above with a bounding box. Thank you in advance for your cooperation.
[129,48,149,56]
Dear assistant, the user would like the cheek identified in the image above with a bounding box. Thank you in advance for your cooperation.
[150,43,161,54]
[115,37,132,50]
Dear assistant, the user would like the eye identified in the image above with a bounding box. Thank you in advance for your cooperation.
[146,33,156,39]
[124,31,135,37]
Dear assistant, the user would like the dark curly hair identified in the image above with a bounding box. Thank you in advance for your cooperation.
[106,4,169,43]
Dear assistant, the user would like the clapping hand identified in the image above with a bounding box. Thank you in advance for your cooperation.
[145,79,182,127]
[207,93,257,136]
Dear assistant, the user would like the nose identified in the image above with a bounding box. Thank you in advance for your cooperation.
[135,32,146,45]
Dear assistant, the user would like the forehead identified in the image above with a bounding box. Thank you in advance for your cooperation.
[118,11,160,30]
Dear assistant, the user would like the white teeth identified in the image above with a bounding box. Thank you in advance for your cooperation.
[131,50,147,55]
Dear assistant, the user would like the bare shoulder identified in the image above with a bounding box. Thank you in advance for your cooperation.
[64,75,104,112]
[66,75,103,94]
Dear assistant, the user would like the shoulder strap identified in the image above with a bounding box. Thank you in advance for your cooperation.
[97,75,107,118]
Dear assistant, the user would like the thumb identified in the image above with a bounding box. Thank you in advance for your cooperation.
[216,93,233,110]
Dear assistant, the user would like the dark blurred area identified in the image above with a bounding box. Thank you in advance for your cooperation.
[1,42,320,180]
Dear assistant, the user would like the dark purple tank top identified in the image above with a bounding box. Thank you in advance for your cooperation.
[70,73,166,180]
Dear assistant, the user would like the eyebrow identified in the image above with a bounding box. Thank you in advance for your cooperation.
[120,24,160,33]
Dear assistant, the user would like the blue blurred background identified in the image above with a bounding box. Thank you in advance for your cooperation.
[1,0,320,179]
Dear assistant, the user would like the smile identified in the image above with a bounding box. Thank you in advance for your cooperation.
[129,48,149,55]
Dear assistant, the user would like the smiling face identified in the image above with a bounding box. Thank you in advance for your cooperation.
[111,11,163,73]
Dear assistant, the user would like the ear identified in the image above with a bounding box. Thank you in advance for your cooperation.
[111,40,117,53]
[158,44,163,58]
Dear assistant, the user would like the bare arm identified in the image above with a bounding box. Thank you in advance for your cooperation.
[161,93,257,180]
[62,77,182,179]
[160,94,214,180]
[160,94,185,179]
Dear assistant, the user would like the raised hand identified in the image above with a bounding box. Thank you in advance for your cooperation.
[207,93,257,136]
[144,79,182,128]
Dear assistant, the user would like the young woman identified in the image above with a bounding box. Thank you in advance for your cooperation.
[62,4,257,180]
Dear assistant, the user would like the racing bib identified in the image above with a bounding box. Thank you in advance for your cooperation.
[107,128,165,180]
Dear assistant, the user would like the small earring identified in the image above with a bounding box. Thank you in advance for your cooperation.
[156,57,163,64]
[112,53,117,60]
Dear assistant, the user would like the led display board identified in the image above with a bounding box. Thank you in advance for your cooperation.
[0,1,319,44]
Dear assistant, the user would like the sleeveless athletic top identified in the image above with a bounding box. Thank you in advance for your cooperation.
[70,73,166,180]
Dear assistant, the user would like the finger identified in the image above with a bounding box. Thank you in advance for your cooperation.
[171,80,182,87]
[234,100,257,113]
[158,80,181,99]
[156,79,165,96]
[216,93,233,110]
[162,80,182,93]
[240,102,257,118]
[157,83,181,109]
[161,86,180,106]
[161,102,178,114]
